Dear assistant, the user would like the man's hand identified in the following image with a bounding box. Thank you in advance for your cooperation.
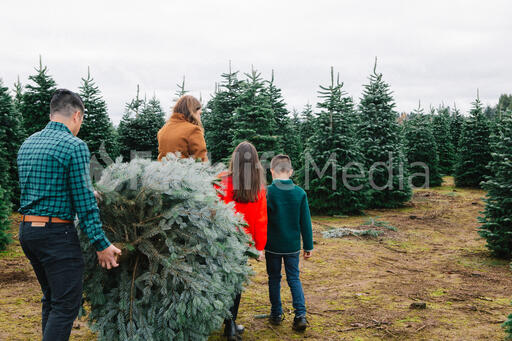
[97,244,122,269]
[303,250,312,260]
[257,250,264,262]
[93,190,102,203]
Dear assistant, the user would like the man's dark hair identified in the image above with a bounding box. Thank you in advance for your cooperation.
[50,89,85,117]
[271,154,293,173]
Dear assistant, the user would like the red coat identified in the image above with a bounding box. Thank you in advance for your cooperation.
[215,173,267,251]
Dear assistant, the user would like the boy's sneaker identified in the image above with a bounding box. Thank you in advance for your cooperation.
[292,316,308,331]
[269,314,284,325]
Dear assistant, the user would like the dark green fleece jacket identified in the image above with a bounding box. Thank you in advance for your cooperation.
[265,179,314,254]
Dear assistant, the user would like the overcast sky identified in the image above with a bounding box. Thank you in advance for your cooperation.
[1,0,511,124]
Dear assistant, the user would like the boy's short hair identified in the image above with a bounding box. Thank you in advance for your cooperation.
[271,154,293,173]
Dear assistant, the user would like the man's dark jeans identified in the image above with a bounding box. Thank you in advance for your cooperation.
[19,222,84,341]
[265,251,306,317]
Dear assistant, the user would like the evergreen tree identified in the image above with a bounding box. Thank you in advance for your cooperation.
[0,185,11,251]
[78,68,119,164]
[266,70,300,167]
[432,105,455,175]
[118,87,165,161]
[13,76,24,113]
[403,103,443,188]
[118,85,146,161]
[358,59,412,208]
[303,67,368,215]
[478,109,512,258]
[80,157,254,340]
[291,108,301,132]
[0,79,25,206]
[21,56,57,136]
[299,103,316,149]
[504,309,512,340]
[173,76,188,104]
[454,94,491,187]
[232,68,278,157]
[497,94,512,115]
[203,64,242,164]
[284,118,301,169]
[0,140,9,206]
[484,105,498,121]
[288,108,303,165]
[450,104,464,151]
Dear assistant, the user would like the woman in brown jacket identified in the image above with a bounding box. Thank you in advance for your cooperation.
[157,95,208,162]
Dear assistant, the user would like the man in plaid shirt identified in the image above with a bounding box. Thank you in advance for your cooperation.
[17,89,121,341]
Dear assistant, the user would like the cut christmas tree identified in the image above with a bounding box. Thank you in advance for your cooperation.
[79,156,255,340]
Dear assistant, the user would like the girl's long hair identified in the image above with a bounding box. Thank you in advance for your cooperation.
[228,141,265,203]
[172,95,202,127]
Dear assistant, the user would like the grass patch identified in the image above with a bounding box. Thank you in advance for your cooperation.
[431,288,448,297]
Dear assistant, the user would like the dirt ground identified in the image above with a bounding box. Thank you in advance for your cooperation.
[1,177,511,340]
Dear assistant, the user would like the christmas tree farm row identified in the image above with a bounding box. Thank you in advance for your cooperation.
[0,58,511,261]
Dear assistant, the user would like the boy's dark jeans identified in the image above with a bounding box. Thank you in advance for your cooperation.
[265,251,306,317]
[19,222,84,341]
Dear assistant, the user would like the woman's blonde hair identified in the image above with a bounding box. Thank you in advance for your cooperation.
[172,95,202,126]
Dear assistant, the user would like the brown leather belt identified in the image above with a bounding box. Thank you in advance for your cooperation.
[23,215,73,225]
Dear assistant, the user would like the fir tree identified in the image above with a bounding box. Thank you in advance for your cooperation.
[266,70,300,167]
[478,109,512,258]
[0,79,25,206]
[450,104,464,150]
[173,76,188,104]
[497,94,512,115]
[118,87,165,161]
[118,85,146,161]
[432,105,455,175]
[288,108,303,166]
[0,185,11,251]
[299,103,316,149]
[358,59,412,208]
[504,308,512,340]
[303,67,368,215]
[203,64,242,164]
[403,103,443,188]
[0,140,9,207]
[80,156,254,340]
[21,56,57,136]
[78,68,119,164]
[232,68,278,158]
[454,94,491,187]
[13,76,24,113]
[291,108,301,133]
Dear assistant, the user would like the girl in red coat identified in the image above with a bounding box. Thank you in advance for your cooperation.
[216,141,267,340]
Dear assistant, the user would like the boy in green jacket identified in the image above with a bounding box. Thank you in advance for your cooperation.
[265,154,313,332]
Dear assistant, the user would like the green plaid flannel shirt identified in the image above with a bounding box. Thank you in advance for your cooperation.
[17,121,111,251]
